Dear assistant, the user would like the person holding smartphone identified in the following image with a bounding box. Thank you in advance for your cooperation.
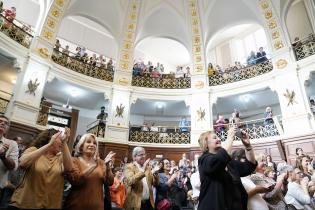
[198,127,257,210]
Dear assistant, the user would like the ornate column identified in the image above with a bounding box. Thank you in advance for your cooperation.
[105,0,141,144]
[186,0,211,146]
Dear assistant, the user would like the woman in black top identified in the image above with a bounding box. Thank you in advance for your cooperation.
[198,127,257,210]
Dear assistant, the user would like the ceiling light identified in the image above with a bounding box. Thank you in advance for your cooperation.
[11,79,16,84]
[156,102,164,109]
[239,94,250,102]
[69,88,80,97]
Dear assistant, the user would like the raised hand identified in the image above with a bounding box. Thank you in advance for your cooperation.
[48,131,61,147]
[240,131,251,147]
[151,162,162,174]
[61,127,71,144]
[143,158,151,171]
[104,151,116,165]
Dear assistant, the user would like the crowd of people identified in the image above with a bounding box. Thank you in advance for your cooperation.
[140,117,190,133]
[133,61,191,79]
[0,111,315,210]
[207,47,268,76]
[54,39,115,71]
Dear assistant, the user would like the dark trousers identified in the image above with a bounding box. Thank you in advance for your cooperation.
[140,199,154,210]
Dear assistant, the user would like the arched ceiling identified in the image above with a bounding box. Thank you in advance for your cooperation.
[201,0,263,45]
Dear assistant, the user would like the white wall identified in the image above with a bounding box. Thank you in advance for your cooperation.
[3,0,40,27]
[286,0,313,41]
[58,16,118,60]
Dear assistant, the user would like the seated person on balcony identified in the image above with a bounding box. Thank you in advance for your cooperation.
[208,63,215,75]
[133,63,142,76]
[90,54,97,66]
[175,66,184,78]
[97,106,108,126]
[74,46,81,59]
[160,64,165,74]
[54,39,61,53]
[79,47,86,58]
[215,64,223,74]
[150,123,158,132]
[229,109,241,127]
[62,45,70,56]
[150,67,160,78]
[247,51,257,65]
[256,47,267,63]
[264,106,274,125]
[310,99,315,113]
[107,58,114,71]
[142,122,149,132]
[179,117,189,132]
[292,37,302,48]
[3,6,16,28]
[184,66,191,78]
[99,56,106,68]
[215,115,225,132]
[82,52,89,63]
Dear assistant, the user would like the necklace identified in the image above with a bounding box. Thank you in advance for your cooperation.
[79,157,95,167]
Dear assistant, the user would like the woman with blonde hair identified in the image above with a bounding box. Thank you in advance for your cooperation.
[63,133,115,210]
[9,128,73,209]
[198,127,257,210]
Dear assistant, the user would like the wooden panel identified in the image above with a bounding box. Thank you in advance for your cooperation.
[99,142,129,166]
[6,121,41,144]
[282,133,315,165]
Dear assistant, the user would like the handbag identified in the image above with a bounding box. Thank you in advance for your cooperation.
[156,198,171,210]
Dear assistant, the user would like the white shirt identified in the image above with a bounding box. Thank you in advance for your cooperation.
[285,182,311,210]
[0,136,19,188]
[241,176,269,210]
[190,171,200,199]
[134,162,150,200]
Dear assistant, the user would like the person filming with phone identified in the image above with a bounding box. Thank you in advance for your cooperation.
[198,125,257,210]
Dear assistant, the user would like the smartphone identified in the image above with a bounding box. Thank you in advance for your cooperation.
[235,129,243,139]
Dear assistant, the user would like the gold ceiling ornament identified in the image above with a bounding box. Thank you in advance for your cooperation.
[118,77,129,86]
[195,81,204,89]
[265,10,273,19]
[195,55,202,63]
[115,103,125,118]
[260,1,269,9]
[274,40,284,50]
[192,18,198,25]
[194,64,203,73]
[120,62,129,70]
[37,48,50,59]
[194,36,200,44]
[194,45,201,53]
[191,9,197,16]
[283,89,297,106]
[272,31,280,39]
[123,41,132,49]
[51,8,61,18]
[193,27,199,34]
[276,59,288,69]
[56,0,65,7]
[268,19,277,29]
[42,29,53,40]
[128,23,135,30]
[25,78,40,96]
[130,13,137,20]
[122,52,130,60]
[47,18,56,29]
[197,107,206,121]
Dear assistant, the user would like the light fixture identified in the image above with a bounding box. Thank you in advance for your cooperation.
[156,102,164,109]
[11,79,16,84]
[62,98,72,109]
[239,94,250,102]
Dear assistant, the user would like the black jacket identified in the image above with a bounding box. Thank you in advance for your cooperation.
[198,148,257,210]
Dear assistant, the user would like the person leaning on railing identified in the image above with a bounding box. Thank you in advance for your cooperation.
[9,128,73,210]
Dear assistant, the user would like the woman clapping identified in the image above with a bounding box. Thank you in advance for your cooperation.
[63,133,115,210]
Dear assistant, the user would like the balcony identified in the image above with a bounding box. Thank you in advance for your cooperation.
[0,96,9,114]
[293,34,315,61]
[86,119,106,138]
[132,74,191,89]
[51,50,114,82]
[208,60,273,86]
[214,116,282,141]
[129,126,190,144]
[0,14,33,48]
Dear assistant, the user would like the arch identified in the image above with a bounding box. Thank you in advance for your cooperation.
[136,4,190,52]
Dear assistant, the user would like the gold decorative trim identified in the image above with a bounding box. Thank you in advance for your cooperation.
[37,48,49,59]
[276,59,288,69]
[274,40,283,50]
[118,77,129,86]
[272,31,280,39]
[195,81,204,89]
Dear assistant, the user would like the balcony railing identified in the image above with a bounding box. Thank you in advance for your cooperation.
[0,14,33,48]
[208,60,273,86]
[292,34,315,61]
[129,126,190,144]
[214,116,282,141]
[51,49,114,82]
[86,119,106,138]
[0,97,9,114]
[132,74,191,89]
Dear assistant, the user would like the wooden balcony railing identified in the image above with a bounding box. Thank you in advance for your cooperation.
[292,34,315,61]
[214,116,282,141]
[51,49,114,82]
[132,74,191,89]
[0,13,33,48]
[208,60,273,86]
